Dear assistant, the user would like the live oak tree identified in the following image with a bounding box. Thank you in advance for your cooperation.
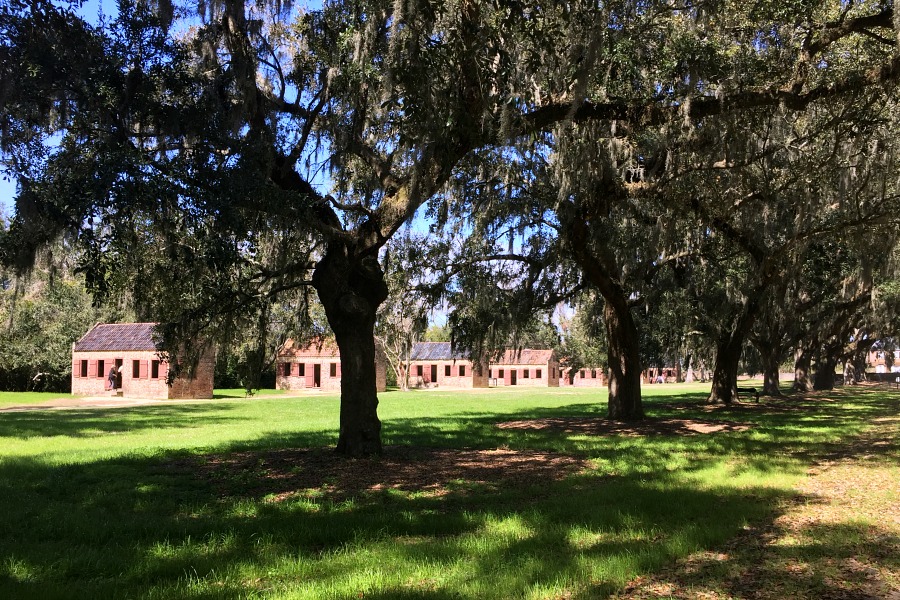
[1,0,511,455]
[3,0,900,448]
[749,230,897,395]
[436,131,691,420]
[666,80,900,402]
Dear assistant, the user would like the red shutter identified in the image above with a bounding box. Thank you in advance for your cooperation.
[504,369,512,385]
[159,362,169,381]
[292,363,299,377]
[139,360,149,379]
[88,360,97,377]
[73,360,80,378]
[305,364,315,387]
[336,363,342,378]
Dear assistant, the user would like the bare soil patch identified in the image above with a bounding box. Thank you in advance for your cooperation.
[171,446,590,501]
[496,416,752,436]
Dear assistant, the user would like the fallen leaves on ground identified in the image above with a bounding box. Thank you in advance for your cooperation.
[167,446,590,501]
[612,398,900,600]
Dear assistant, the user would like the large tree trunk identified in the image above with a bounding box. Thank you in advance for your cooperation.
[556,195,644,421]
[313,245,389,456]
[813,355,838,391]
[793,345,813,391]
[708,299,759,404]
[708,335,742,404]
[757,342,783,397]
[604,301,644,421]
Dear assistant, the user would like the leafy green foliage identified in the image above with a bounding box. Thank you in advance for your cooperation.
[0,244,130,391]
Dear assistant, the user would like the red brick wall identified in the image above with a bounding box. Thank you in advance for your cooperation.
[166,348,215,399]
[71,348,214,399]
[491,360,559,387]
[407,359,488,388]
[561,367,607,387]
[276,348,388,392]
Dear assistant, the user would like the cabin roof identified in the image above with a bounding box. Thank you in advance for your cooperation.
[73,323,161,352]
[278,338,340,358]
[495,348,555,365]
[409,342,469,361]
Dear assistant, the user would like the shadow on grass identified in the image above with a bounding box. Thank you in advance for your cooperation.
[0,403,250,439]
[379,387,900,464]
[638,520,900,600]
[0,387,896,598]
[0,445,791,600]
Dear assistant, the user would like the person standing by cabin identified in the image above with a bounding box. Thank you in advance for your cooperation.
[106,365,117,391]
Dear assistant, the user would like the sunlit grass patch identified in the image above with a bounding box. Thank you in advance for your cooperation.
[0,391,68,408]
[0,385,895,599]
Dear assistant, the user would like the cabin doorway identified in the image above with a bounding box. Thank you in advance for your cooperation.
[510,370,517,386]
[114,358,123,389]
[430,364,438,383]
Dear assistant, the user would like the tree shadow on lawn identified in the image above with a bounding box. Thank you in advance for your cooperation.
[615,517,900,600]
[375,388,899,468]
[0,443,794,600]
[1,388,895,598]
[0,403,246,439]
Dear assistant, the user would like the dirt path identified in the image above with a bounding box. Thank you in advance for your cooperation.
[615,412,900,600]
[0,395,222,412]
[0,391,315,412]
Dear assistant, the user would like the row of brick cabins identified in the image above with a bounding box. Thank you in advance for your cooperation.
[71,323,215,399]
[404,342,677,388]
[71,324,679,398]
[405,342,563,388]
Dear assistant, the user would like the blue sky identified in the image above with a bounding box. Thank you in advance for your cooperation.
[0,179,13,217]
[0,0,109,219]
[1,0,327,220]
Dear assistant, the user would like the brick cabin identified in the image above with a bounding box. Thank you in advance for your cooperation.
[407,342,489,388]
[644,363,683,383]
[559,366,607,387]
[71,323,215,399]
[489,348,560,387]
[275,338,388,392]
[868,349,900,373]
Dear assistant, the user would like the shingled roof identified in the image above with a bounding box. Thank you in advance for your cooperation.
[73,323,162,352]
[409,342,470,361]
[495,348,555,365]
[278,338,340,358]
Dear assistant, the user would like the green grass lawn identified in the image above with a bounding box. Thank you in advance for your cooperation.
[0,391,71,408]
[0,383,894,599]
